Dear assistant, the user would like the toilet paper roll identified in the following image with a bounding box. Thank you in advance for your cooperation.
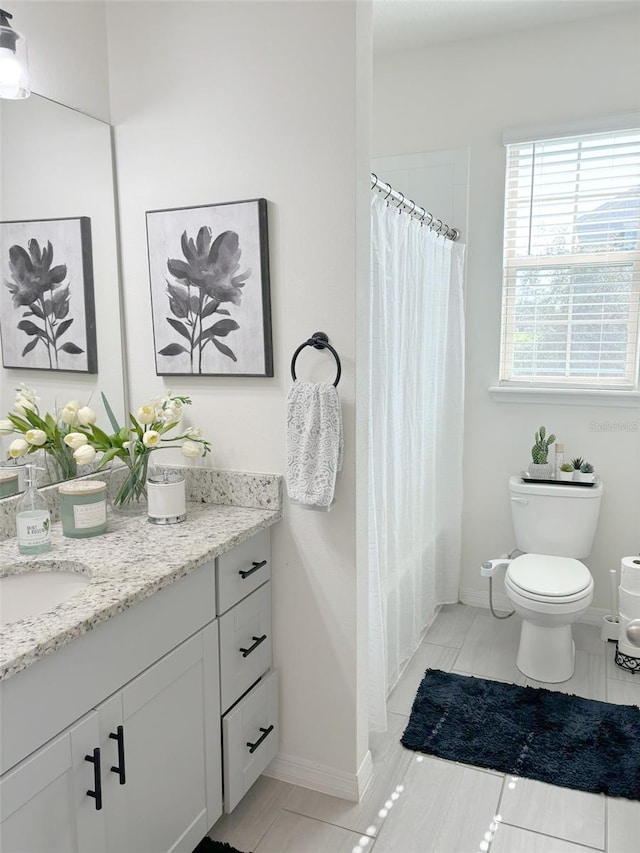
[621,556,640,595]
[618,587,640,620]
[618,613,634,643]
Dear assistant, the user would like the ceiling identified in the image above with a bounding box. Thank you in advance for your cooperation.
[373,0,639,54]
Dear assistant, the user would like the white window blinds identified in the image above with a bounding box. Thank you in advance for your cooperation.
[500,128,640,388]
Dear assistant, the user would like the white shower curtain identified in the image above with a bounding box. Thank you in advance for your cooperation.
[368,192,466,732]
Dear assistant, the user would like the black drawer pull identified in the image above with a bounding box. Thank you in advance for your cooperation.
[85,747,103,811]
[239,634,267,658]
[247,725,274,754]
[109,725,126,785]
[239,559,267,579]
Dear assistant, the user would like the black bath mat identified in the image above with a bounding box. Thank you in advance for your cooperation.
[401,669,640,800]
[192,838,250,853]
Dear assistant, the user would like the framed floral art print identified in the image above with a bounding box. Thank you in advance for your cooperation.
[145,198,273,376]
[0,216,97,373]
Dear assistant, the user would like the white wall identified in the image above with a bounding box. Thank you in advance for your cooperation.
[8,0,110,120]
[373,10,640,611]
[106,0,371,795]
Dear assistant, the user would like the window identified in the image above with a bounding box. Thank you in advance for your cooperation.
[500,127,640,390]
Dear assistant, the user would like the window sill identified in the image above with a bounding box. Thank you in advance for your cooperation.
[488,386,640,408]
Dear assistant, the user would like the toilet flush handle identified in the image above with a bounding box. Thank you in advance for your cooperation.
[511,496,528,504]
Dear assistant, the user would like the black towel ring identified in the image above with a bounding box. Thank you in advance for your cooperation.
[290,331,342,387]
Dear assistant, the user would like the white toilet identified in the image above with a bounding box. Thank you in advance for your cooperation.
[505,475,603,683]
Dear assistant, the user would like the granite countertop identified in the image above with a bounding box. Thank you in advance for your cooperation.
[0,498,281,683]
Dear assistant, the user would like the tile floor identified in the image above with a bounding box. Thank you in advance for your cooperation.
[208,605,640,852]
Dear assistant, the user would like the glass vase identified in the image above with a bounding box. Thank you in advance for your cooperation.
[44,445,78,484]
[112,452,150,514]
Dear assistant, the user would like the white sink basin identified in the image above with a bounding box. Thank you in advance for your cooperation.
[0,563,90,628]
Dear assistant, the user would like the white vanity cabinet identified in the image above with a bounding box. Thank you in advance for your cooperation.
[97,624,221,853]
[216,529,279,812]
[0,523,278,853]
[0,712,105,852]
[0,624,220,853]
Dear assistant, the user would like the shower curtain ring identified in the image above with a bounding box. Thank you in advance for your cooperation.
[432,219,443,234]
[383,183,393,202]
[395,192,405,212]
[371,172,378,189]
[407,200,417,216]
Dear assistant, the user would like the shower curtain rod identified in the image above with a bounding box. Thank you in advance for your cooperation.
[370,173,460,242]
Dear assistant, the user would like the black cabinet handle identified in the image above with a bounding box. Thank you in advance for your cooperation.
[109,725,126,785]
[239,634,267,658]
[246,725,274,754]
[239,560,267,579]
[85,747,102,811]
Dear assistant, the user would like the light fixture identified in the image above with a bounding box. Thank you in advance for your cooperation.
[0,8,30,99]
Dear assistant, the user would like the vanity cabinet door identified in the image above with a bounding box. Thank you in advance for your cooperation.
[222,668,279,813]
[216,529,271,615]
[218,580,272,713]
[0,711,106,853]
[113,623,221,853]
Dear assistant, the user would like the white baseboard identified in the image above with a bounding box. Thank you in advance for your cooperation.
[264,748,373,802]
[459,587,610,626]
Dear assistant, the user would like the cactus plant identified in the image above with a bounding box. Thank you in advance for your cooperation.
[570,457,585,471]
[580,462,594,474]
[560,462,574,472]
[531,426,556,464]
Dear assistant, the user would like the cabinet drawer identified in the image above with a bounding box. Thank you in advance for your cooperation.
[216,529,270,615]
[219,582,271,713]
[222,669,278,813]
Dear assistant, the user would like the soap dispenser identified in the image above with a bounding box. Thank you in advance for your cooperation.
[16,464,51,555]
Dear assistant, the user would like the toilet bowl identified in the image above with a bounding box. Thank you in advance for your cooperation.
[505,553,594,682]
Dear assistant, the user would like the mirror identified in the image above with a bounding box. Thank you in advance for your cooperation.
[0,94,127,494]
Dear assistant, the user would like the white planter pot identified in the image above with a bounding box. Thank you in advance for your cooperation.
[528,462,552,479]
[575,471,595,483]
[558,471,574,482]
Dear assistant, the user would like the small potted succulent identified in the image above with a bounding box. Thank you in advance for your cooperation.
[558,462,574,482]
[570,457,585,482]
[578,462,595,483]
[528,426,556,479]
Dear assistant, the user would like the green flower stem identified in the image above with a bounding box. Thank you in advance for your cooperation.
[45,442,77,481]
[114,451,150,508]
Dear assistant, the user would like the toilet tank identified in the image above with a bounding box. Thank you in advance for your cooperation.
[509,475,603,558]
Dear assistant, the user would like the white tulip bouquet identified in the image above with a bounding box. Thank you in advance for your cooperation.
[77,392,211,509]
[1,384,96,480]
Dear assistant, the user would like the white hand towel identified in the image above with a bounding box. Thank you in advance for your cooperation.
[286,381,343,511]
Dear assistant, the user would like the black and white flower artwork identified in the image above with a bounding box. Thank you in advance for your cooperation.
[146,199,273,376]
[0,217,97,373]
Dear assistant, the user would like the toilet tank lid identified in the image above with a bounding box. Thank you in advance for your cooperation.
[508,554,592,596]
[509,476,603,498]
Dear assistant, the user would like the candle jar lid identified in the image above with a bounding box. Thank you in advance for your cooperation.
[0,470,19,484]
[59,479,107,495]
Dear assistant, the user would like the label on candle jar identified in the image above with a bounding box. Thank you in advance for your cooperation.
[73,500,107,529]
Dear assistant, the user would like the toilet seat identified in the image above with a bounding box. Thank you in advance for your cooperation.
[505,553,593,604]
